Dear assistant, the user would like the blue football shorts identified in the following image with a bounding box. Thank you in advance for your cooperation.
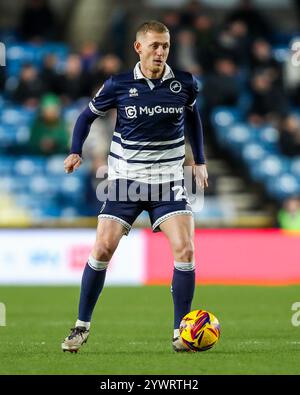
[98,178,193,235]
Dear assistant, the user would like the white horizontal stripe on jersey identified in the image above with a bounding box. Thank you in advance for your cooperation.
[110,140,185,162]
[107,154,185,184]
[113,131,185,146]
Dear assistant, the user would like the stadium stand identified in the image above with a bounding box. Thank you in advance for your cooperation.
[0,0,299,228]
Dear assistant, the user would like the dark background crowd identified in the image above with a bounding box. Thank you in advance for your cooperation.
[0,0,300,229]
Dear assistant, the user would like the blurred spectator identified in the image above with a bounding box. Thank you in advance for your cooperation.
[58,54,90,104]
[80,41,100,73]
[247,72,289,126]
[193,13,215,72]
[202,57,240,117]
[162,9,182,37]
[89,54,122,96]
[227,20,251,66]
[162,10,182,66]
[278,196,300,230]
[213,21,250,66]
[250,39,283,87]
[279,115,300,157]
[19,0,57,42]
[105,6,129,62]
[180,0,205,27]
[28,94,69,155]
[12,63,45,107]
[225,0,273,40]
[175,29,201,75]
[40,54,60,93]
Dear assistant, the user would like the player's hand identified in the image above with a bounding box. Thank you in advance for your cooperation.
[193,164,208,189]
[64,153,82,174]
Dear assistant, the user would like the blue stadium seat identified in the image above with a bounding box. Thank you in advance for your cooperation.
[15,125,31,146]
[290,157,300,181]
[59,175,86,204]
[46,155,66,176]
[29,175,57,196]
[6,42,69,77]
[0,156,16,175]
[0,176,15,192]
[242,143,267,167]
[0,124,17,148]
[237,91,252,115]
[31,205,62,219]
[256,126,280,153]
[0,95,5,110]
[14,157,46,176]
[14,193,46,210]
[6,44,32,77]
[0,175,29,193]
[211,107,242,128]
[1,106,36,125]
[211,108,241,149]
[60,206,80,218]
[0,124,30,150]
[226,124,254,158]
[6,45,28,63]
[249,154,289,182]
[266,173,300,201]
[63,106,81,124]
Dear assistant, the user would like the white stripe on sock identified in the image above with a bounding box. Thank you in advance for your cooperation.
[75,320,90,330]
[174,261,195,271]
[88,255,109,271]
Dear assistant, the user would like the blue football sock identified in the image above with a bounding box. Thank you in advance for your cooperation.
[171,266,195,330]
[78,259,107,322]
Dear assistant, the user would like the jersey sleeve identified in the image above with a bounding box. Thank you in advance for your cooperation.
[186,75,200,110]
[88,76,116,116]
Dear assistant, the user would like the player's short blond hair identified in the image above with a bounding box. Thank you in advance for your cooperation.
[136,21,169,40]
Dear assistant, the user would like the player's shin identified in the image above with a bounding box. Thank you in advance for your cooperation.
[77,255,109,327]
[171,261,195,334]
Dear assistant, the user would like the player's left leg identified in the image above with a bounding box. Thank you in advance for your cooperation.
[159,214,195,351]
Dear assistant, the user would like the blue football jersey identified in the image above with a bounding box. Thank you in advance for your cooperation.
[89,62,199,183]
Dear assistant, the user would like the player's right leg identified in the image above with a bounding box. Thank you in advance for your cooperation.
[62,218,126,353]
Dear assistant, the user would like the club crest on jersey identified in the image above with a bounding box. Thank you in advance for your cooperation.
[170,80,182,93]
[129,87,138,97]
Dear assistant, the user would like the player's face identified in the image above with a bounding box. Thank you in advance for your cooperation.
[135,31,170,77]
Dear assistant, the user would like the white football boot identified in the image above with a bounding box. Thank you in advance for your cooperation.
[61,326,89,353]
[172,336,190,352]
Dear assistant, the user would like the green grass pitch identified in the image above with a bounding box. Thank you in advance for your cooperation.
[0,285,300,375]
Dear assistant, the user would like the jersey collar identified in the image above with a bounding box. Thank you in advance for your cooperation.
[133,62,175,90]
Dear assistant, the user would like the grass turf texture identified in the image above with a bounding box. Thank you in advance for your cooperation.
[0,285,300,375]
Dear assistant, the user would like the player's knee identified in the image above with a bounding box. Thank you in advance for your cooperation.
[173,240,194,262]
[92,240,117,261]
